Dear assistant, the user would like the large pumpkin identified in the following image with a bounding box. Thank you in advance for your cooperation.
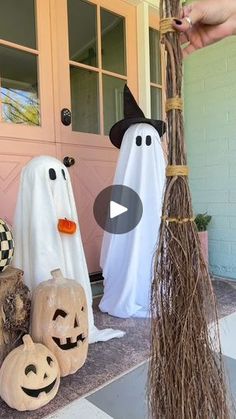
[31,269,88,377]
[0,335,60,411]
[0,219,14,272]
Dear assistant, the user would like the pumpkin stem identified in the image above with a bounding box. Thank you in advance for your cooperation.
[51,269,64,282]
[23,334,35,350]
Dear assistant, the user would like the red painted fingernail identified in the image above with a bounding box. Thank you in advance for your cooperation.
[173,19,182,25]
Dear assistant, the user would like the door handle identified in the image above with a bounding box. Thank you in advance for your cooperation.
[63,156,75,167]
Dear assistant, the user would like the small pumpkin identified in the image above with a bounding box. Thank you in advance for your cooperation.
[31,269,88,377]
[57,218,77,234]
[0,335,60,411]
[0,219,14,272]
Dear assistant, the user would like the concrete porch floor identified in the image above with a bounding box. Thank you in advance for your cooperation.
[46,278,236,419]
[1,278,236,418]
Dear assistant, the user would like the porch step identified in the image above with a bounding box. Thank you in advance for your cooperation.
[91,279,104,299]
[90,272,104,299]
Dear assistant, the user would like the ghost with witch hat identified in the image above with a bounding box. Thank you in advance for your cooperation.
[13,156,124,343]
[100,85,166,318]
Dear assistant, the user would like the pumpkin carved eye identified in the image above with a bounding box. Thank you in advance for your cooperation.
[53,309,67,320]
[62,169,66,180]
[47,356,53,366]
[25,364,37,375]
[49,168,56,180]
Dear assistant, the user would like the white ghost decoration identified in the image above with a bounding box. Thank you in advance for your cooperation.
[100,123,166,318]
[13,156,124,343]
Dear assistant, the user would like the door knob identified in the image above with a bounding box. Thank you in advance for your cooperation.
[63,156,75,167]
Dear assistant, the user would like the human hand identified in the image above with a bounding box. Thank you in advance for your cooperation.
[172,0,236,57]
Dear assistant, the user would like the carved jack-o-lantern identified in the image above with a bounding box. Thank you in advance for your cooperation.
[31,269,88,377]
[0,335,60,411]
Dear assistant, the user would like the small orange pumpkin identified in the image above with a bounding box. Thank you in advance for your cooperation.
[0,335,60,411]
[57,218,77,234]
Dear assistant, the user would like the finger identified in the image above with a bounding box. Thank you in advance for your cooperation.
[182,43,197,57]
[179,4,193,19]
[182,5,193,18]
[173,6,204,32]
[180,32,189,45]
[179,8,185,19]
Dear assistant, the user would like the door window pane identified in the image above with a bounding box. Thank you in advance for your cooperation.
[0,46,40,125]
[101,9,126,75]
[68,0,98,67]
[0,0,36,49]
[149,28,161,85]
[151,86,162,119]
[103,75,125,135]
[70,66,99,134]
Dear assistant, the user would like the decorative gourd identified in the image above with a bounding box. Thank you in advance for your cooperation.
[31,269,88,377]
[57,218,77,234]
[0,219,14,272]
[0,335,60,411]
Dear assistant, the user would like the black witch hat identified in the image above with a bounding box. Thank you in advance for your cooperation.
[109,84,166,149]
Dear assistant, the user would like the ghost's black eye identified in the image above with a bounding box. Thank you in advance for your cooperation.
[25,364,37,375]
[53,309,67,320]
[136,136,142,146]
[146,135,152,146]
[49,168,56,180]
[62,169,66,180]
[47,356,53,366]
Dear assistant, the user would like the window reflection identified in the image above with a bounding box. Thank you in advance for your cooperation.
[70,66,99,134]
[101,9,126,75]
[68,0,98,67]
[103,75,125,135]
[151,86,162,119]
[149,28,161,85]
[0,46,40,125]
[0,0,36,49]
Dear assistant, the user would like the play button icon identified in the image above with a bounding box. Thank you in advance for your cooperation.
[93,185,143,234]
[110,201,128,219]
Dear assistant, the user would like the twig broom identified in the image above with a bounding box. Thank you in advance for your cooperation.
[148,1,230,417]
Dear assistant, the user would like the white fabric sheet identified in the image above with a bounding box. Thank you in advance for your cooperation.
[100,123,166,318]
[13,156,124,343]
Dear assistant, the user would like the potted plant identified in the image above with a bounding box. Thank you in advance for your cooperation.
[195,213,212,265]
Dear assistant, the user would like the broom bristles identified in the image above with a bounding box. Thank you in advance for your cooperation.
[148,1,230,417]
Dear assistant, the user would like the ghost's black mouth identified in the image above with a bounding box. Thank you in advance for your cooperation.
[52,334,86,350]
[21,378,57,398]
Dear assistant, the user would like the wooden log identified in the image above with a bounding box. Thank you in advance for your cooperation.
[0,267,31,364]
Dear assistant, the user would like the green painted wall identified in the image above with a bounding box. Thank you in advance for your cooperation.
[184,37,236,278]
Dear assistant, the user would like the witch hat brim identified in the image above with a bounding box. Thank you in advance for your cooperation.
[109,84,166,149]
[110,117,166,149]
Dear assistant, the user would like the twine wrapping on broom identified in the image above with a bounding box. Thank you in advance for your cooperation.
[148,1,230,418]
[166,97,183,112]
[166,165,189,176]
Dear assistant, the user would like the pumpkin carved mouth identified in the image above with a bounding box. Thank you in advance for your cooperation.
[21,378,57,398]
[52,334,86,350]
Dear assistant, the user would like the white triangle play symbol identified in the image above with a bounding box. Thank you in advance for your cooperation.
[110,200,128,219]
